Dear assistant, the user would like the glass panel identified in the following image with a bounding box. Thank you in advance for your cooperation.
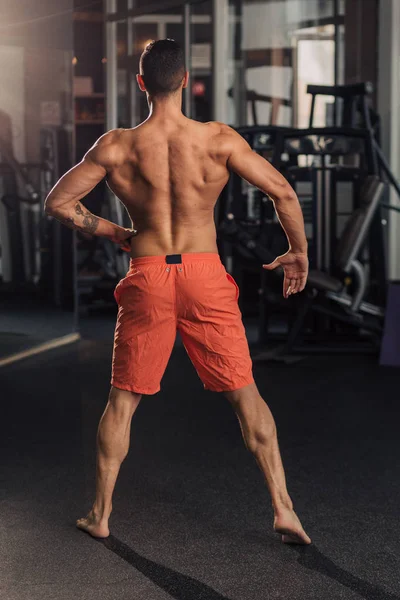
[117,20,129,127]
[0,43,77,360]
[294,25,335,128]
[241,0,336,126]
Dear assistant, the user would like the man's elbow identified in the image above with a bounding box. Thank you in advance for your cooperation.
[274,183,298,204]
[44,201,52,216]
[44,194,58,216]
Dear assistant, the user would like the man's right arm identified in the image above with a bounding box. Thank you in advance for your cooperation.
[220,125,308,296]
[224,127,307,256]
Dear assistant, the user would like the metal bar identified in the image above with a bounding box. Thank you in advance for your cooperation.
[315,169,323,270]
[183,2,191,118]
[105,20,117,130]
[126,17,132,129]
[306,82,373,97]
[308,95,316,128]
[232,0,245,127]
[212,0,228,122]
[104,1,126,240]
[251,100,258,126]
[333,0,339,123]
[382,203,400,213]
[374,141,400,199]
[322,159,329,271]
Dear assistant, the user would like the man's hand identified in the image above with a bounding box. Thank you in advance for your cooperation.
[111,226,138,252]
[263,251,308,298]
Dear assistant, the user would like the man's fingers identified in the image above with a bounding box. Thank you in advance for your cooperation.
[263,259,280,271]
[287,278,297,297]
[285,275,309,296]
[283,276,290,298]
[299,276,308,292]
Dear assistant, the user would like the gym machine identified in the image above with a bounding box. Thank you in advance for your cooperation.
[218,82,398,357]
[253,175,387,361]
[0,123,75,309]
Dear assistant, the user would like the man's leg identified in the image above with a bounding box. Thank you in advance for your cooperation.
[77,386,141,538]
[224,382,311,545]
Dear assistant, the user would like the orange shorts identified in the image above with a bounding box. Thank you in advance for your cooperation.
[111,252,254,395]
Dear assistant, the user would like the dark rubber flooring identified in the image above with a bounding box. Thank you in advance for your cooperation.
[0,305,77,359]
[1,325,400,600]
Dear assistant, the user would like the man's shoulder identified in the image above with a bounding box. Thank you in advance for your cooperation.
[86,129,128,167]
[95,128,125,144]
[199,121,244,157]
[96,127,143,147]
[201,120,236,137]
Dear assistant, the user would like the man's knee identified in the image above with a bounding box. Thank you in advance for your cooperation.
[109,386,142,416]
[223,383,277,452]
[223,381,264,413]
[223,381,259,403]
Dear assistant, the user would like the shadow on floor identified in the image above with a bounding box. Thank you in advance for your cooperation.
[99,535,400,600]
[99,534,233,600]
[294,545,400,600]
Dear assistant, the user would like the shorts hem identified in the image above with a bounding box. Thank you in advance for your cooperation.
[111,381,160,395]
[204,377,255,393]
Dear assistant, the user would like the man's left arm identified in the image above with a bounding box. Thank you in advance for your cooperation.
[44,131,135,248]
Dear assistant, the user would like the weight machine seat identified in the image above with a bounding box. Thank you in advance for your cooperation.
[307,270,343,293]
[335,175,384,271]
[307,176,384,296]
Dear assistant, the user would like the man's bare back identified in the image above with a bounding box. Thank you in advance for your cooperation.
[104,118,232,258]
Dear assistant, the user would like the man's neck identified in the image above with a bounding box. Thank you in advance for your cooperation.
[147,92,184,121]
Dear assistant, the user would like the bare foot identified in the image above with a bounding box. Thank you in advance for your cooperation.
[76,509,110,539]
[274,507,311,545]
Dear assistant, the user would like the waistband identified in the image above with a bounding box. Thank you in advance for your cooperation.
[129,252,221,267]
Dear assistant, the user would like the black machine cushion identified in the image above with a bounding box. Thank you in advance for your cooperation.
[335,208,365,271]
[307,270,343,293]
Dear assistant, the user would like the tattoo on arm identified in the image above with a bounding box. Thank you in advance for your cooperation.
[49,201,102,237]
[56,215,76,230]
[82,213,100,235]
[74,202,100,235]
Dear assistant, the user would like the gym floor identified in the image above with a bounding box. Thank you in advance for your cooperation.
[1,318,400,600]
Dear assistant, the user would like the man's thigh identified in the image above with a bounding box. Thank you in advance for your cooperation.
[177,260,254,392]
[112,267,176,395]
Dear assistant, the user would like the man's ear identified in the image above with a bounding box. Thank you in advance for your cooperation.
[137,74,146,92]
[182,71,189,89]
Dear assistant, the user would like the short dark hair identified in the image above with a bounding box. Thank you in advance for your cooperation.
[139,39,185,96]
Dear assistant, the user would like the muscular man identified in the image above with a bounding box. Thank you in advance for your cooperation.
[45,40,310,545]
